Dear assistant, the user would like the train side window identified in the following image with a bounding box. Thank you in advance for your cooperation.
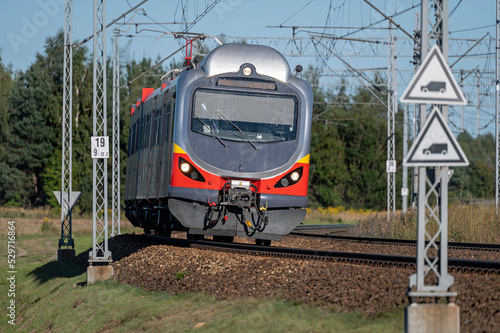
[128,127,132,156]
[131,123,135,154]
[132,123,137,154]
[150,114,153,148]
[141,116,146,150]
[149,109,156,148]
[164,103,171,143]
[148,114,152,148]
[158,108,162,145]
[160,103,167,147]
[143,115,147,150]
[146,114,151,149]
[155,107,161,146]
[140,116,144,150]
[135,120,140,153]
[151,110,156,148]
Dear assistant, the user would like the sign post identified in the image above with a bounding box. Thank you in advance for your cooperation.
[88,0,113,285]
[401,44,468,333]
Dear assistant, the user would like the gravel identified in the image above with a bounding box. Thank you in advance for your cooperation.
[75,233,500,332]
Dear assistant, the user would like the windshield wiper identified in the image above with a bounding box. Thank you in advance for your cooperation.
[219,115,260,151]
[194,115,229,148]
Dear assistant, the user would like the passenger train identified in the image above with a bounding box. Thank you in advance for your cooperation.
[124,43,313,245]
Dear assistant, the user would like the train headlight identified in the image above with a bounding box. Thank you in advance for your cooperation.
[290,171,300,182]
[180,162,190,173]
[178,157,206,182]
[274,167,303,188]
[242,66,252,76]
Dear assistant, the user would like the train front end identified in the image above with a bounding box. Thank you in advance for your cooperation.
[169,44,313,242]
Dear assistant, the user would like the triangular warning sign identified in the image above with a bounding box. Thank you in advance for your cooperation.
[403,107,468,167]
[400,45,466,105]
[53,191,81,213]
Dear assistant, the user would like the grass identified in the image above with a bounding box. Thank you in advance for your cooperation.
[0,207,59,219]
[6,280,403,332]
[352,201,500,243]
[0,209,404,332]
[303,206,376,225]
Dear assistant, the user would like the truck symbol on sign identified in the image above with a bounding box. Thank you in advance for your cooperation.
[423,143,448,155]
[421,81,446,93]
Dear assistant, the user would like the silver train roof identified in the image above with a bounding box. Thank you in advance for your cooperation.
[200,43,291,83]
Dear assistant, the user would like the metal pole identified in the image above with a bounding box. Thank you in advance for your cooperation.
[412,12,421,209]
[477,69,481,134]
[387,23,397,221]
[438,0,453,294]
[59,0,74,250]
[403,104,408,213]
[91,0,112,263]
[111,28,121,237]
[409,0,456,300]
[496,0,500,214]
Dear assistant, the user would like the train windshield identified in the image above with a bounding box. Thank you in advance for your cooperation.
[191,89,298,143]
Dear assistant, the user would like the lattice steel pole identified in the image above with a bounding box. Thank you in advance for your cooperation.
[411,12,421,209]
[387,23,397,221]
[59,0,74,252]
[496,0,500,214]
[409,0,456,300]
[90,0,112,263]
[402,103,408,213]
[111,28,121,237]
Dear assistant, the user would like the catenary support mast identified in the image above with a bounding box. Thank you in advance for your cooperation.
[387,23,397,220]
[409,0,455,299]
[90,0,112,264]
[59,0,75,255]
[111,28,121,237]
[496,0,500,213]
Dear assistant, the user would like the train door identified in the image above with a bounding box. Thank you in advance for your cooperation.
[156,93,167,199]
[133,104,143,200]
[163,90,175,198]
[146,97,157,199]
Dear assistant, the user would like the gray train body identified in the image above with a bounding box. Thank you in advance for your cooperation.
[125,43,313,243]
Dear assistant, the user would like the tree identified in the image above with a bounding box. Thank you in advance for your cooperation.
[5,62,55,206]
[0,52,15,204]
[450,132,495,200]
[308,72,404,210]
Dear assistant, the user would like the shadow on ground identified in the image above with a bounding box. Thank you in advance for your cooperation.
[28,234,155,285]
[28,261,86,284]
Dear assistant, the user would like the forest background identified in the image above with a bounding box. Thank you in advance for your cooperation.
[0,31,494,214]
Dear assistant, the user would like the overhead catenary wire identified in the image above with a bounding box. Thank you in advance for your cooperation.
[119,42,187,88]
[108,1,493,137]
[452,24,496,34]
[450,33,490,68]
[362,0,418,44]
[311,35,388,109]
[70,0,149,47]
[339,2,421,40]
[279,0,316,26]
[118,0,225,89]
[181,0,222,33]
[126,0,174,34]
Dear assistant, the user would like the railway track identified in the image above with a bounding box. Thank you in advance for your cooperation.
[291,224,500,252]
[144,234,500,275]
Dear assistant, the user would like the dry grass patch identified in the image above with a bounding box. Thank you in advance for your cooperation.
[304,206,376,225]
[352,202,500,243]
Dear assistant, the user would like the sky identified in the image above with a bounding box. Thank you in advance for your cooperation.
[1,0,497,136]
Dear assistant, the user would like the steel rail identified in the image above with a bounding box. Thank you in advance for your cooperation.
[290,226,500,252]
[144,234,500,275]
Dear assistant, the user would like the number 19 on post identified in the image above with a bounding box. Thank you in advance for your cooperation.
[91,136,109,159]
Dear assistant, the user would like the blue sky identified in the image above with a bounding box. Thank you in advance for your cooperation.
[1,1,496,135]
[2,1,492,71]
